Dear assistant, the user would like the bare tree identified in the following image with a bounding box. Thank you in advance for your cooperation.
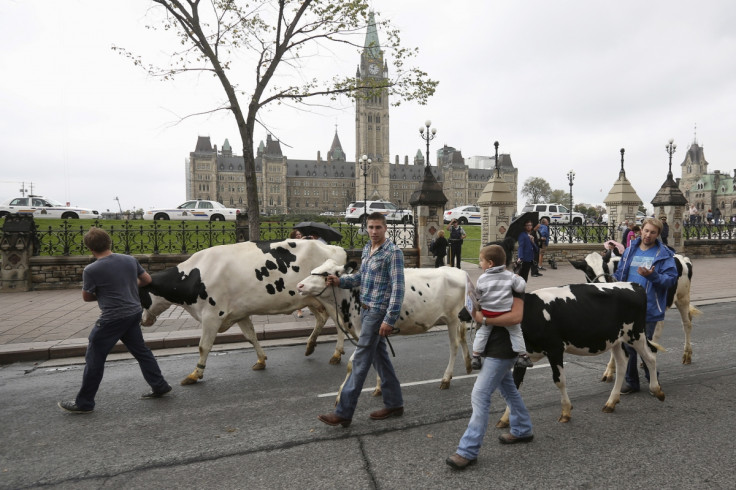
[113,0,437,238]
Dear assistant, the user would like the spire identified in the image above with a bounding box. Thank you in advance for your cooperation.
[364,11,381,59]
[327,129,346,162]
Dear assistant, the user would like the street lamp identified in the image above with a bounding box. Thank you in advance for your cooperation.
[360,154,371,230]
[665,138,677,180]
[418,120,437,169]
[567,170,575,235]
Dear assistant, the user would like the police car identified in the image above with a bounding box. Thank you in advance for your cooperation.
[345,200,407,224]
[521,203,585,225]
[143,200,241,221]
[0,196,100,219]
[443,205,481,225]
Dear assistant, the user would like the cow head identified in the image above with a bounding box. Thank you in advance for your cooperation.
[297,260,357,296]
[570,252,618,283]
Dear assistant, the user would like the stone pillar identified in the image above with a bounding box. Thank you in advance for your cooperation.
[478,168,516,245]
[603,149,643,242]
[652,162,688,252]
[409,166,448,267]
[1,215,39,292]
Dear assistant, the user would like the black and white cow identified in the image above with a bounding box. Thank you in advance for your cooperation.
[570,251,701,374]
[296,260,472,391]
[496,282,665,426]
[139,239,347,385]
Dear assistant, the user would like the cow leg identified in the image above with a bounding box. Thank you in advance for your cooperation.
[635,339,665,401]
[302,305,334,360]
[496,365,528,428]
[551,362,573,423]
[674,300,695,365]
[235,318,268,371]
[335,350,355,406]
[601,352,616,382]
[603,344,627,412]
[439,318,462,389]
[373,375,382,397]
[182,321,219,385]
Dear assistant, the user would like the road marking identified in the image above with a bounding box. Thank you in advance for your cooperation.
[317,363,548,397]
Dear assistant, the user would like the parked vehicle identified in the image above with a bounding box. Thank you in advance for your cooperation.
[142,200,241,221]
[521,203,585,225]
[345,200,408,224]
[0,196,100,220]
[443,205,480,225]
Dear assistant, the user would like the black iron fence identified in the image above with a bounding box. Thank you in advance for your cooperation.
[548,222,736,244]
[16,219,416,256]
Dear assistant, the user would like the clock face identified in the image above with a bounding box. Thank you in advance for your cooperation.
[368,63,379,75]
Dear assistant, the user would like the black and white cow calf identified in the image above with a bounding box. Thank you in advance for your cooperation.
[570,251,701,374]
[497,282,665,426]
[139,239,347,385]
[296,260,472,391]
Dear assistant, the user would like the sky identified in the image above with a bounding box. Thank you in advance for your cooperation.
[1,0,735,214]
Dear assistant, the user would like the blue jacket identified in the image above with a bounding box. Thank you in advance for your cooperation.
[517,232,538,262]
[613,238,678,322]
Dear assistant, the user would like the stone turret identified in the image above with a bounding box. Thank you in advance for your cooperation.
[604,149,643,241]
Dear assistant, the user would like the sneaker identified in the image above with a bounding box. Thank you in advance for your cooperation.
[538,267,546,271]
[515,355,533,368]
[532,273,543,277]
[58,400,93,414]
[141,384,173,399]
[471,356,482,370]
[620,384,640,395]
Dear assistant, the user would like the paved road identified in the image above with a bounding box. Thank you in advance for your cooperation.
[1,301,734,489]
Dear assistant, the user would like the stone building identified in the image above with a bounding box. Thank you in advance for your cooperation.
[184,12,518,215]
[678,138,736,221]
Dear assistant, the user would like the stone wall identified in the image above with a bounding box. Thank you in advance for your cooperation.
[683,240,736,258]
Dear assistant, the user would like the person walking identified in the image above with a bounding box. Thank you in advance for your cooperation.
[659,216,669,245]
[536,218,550,271]
[446,294,533,470]
[614,218,678,394]
[431,230,448,268]
[517,219,538,281]
[58,228,171,414]
[317,212,405,427]
[446,219,467,269]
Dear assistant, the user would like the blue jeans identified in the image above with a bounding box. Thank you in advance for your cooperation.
[456,357,533,460]
[76,312,169,410]
[335,308,403,420]
[623,321,657,390]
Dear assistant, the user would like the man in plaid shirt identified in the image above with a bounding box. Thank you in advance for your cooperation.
[318,212,405,427]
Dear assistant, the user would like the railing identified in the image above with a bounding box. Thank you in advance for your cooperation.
[682,223,736,240]
[23,220,416,256]
[548,223,618,244]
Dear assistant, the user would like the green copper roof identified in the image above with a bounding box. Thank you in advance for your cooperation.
[222,138,231,151]
[364,11,381,59]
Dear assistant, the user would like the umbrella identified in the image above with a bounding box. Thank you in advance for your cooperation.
[505,211,539,242]
[293,221,343,243]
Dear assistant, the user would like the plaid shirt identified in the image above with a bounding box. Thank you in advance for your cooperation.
[339,239,405,326]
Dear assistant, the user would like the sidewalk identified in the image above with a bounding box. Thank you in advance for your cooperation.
[1,257,734,364]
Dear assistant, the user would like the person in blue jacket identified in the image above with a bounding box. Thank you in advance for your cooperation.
[516,220,538,281]
[614,217,678,394]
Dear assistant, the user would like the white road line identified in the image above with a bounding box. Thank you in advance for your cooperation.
[317,363,548,398]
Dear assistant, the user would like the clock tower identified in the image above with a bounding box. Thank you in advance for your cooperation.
[355,11,390,201]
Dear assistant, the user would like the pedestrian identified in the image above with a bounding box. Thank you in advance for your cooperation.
[446,219,467,269]
[317,212,405,427]
[688,204,697,224]
[659,216,669,245]
[446,292,533,470]
[471,244,533,371]
[290,229,305,317]
[706,209,713,224]
[516,219,539,281]
[625,224,639,248]
[431,230,448,268]
[58,228,171,414]
[614,218,678,394]
[713,207,721,225]
[536,218,550,271]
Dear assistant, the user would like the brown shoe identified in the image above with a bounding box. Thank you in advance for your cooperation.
[317,413,352,427]
[498,432,534,444]
[445,453,476,470]
[369,406,404,420]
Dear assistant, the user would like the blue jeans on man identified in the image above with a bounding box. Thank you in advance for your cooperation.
[334,308,403,420]
[76,311,169,410]
[456,357,533,460]
[623,321,658,391]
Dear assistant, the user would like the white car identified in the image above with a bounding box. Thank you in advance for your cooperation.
[143,200,241,221]
[0,196,100,220]
[345,200,406,224]
[521,203,585,225]
[443,205,480,225]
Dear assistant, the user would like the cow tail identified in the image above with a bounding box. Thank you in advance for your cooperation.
[689,305,702,320]
[646,340,666,354]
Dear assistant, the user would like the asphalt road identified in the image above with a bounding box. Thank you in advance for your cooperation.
[1,303,734,489]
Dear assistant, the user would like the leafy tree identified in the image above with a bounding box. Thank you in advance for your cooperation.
[521,177,551,205]
[114,0,437,238]
[549,189,570,205]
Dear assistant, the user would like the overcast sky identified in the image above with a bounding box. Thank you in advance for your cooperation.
[2,0,735,214]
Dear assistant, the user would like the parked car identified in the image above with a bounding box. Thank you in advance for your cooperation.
[0,196,100,220]
[142,200,241,221]
[318,211,335,216]
[345,200,407,224]
[521,203,585,225]
[443,205,481,225]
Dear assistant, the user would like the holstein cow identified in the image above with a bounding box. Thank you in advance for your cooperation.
[139,239,347,385]
[496,282,665,426]
[297,260,472,392]
[570,252,701,376]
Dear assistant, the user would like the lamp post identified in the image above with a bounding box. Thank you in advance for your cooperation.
[567,170,575,241]
[359,154,371,230]
[418,120,437,170]
[665,138,677,180]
